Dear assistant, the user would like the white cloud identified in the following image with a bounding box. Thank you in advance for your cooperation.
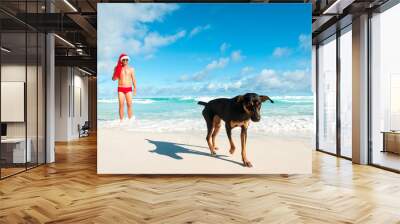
[191,71,208,82]
[200,68,311,94]
[220,42,230,53]
[97,3,183,91]
[249,68,310,92]
[256,69,283,88]
[189,24,211,37]
[231,50,244,62]
[179,57,230,82]
[206,57,229,70]
[178,74,190,82]
[207,82,217,90]
[179,48,244,82]
[299,34,311,50]
[272,47,291,57]
[259,69,276,78]
[283,70,306,81]
[98,4,180,56]
[144,54,155,60]
[142,30,186,53]
[149,68,311,96]
[296,59,311,68]
[240,66,253,75]
[205,80,243,91]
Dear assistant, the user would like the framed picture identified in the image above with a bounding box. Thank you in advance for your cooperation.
[97,3,312,174]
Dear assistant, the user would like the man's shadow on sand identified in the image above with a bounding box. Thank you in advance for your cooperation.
[146,139,243,167]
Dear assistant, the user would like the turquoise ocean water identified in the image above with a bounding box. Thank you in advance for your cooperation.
[98,96,314,137]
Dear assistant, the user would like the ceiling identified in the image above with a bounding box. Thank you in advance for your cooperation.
[311,0,390,43]
[0,0,393,75]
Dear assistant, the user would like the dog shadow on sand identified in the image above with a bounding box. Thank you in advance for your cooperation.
[146,139,243,167]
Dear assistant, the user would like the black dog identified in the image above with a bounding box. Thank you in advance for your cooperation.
[198,93,273,167]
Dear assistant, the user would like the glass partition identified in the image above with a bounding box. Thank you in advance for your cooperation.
[1,30,28,177]
[339,26,352,158]
[27,30,38,169]
[317,35,337,154]
[38,32,45,165]
[26,0,43,170]
[370,3,400,171]
[0,1,46,179]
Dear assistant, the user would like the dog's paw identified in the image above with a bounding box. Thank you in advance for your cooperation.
[229,147,236,154]
[210,151,217,156]
[243,160,253,168]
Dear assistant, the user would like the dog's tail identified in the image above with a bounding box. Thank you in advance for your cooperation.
[197,101,208,106]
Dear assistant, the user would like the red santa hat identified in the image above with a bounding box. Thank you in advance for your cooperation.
[113,53,129,80]
[120,55,130,61]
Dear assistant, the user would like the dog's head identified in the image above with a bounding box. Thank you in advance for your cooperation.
[236,93,274,122]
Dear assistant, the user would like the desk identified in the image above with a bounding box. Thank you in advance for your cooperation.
[381,131,400,154]
[1,138,31,163]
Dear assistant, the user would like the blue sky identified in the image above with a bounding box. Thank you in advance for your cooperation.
[98,3,312,98]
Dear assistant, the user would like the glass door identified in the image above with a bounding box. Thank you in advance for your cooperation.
[317,35,337,154]
[370,3,400,171]
[339,26,352,158]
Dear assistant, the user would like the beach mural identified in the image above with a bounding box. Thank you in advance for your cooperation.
[97,3,313,174]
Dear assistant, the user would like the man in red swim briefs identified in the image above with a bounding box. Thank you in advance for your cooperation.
[112,53,137,121]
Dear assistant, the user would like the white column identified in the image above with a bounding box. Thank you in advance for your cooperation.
[46,33,55,163]
[45,0,55,163]
[352,14,369,164]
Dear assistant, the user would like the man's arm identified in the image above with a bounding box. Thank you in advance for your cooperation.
[112,67,117,81]
[131,68,137,95]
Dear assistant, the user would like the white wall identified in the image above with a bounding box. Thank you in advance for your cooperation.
[73,73,89,136]
[55,67,89,141]
[1,65,26,143]
[55,66,69,141]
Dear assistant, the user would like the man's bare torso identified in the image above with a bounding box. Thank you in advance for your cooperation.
[118,66,134,87]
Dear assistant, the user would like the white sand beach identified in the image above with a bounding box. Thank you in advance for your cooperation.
[97,127,312,174]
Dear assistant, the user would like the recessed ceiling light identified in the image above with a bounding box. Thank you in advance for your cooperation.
[322,0,354,15]
[1,47,11,53]
[78,67,92,76]
[63,0,78,12]
[54,34,75,48]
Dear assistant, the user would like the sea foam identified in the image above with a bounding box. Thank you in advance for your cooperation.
[98,115,313,138]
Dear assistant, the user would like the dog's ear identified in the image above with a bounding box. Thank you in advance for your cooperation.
[235,95,244,103]
[260,95,274,103]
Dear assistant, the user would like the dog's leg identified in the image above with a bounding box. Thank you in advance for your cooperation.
[206,123,216,155]
[241,122,252,167]
[212,116,221,150]
[225,123,236,154]
[206,120,217,156]
[203,109,216,156]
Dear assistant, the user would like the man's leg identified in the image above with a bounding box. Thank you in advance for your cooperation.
[125,91,133,119]
[118,92,125,121]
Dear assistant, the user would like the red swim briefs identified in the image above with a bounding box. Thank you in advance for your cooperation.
[118,86,132,93]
